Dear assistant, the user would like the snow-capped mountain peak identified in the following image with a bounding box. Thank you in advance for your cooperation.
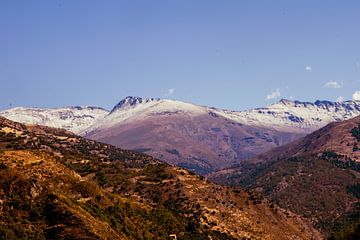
[277,99,294,105]
[81,98,208,135]
[110,96,161,113]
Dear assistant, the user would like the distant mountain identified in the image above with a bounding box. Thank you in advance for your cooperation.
[0,117,319,239]
[0,106,109,133]
[210,116,360,238]
[2,96,360,174]
[81,97,303,174]
[213,99,360,133]
[82,96,360,174]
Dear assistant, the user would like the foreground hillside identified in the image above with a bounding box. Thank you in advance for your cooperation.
[210,116,360,238]
[0,117,319,239]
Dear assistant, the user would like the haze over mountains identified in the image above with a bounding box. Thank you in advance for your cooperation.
[2,96,360,174]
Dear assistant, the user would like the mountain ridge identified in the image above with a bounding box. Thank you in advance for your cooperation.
[3,96,360,135]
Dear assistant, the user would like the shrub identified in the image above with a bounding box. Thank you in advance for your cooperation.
[347,184,360,198]
[351,124,360,141]
[0,225,17,240]
[166,149,180,155]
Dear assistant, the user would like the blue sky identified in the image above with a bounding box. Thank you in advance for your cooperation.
[0,0,359,111]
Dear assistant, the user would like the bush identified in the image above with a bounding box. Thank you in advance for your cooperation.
[0,225,17,240]
[347,184,360,198]
[351,124,360,141]
[166,149,180,155]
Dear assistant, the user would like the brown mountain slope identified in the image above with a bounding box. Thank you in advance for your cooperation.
[0,117,320,239]
[210,116,360,237]
[85,112,302,175]
[0,150,126,239]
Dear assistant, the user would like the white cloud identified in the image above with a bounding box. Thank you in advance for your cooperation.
[324,81,341,89]
[356,62,360,69]
[168,88,174,95]
[164,88,175,97]
[353,91,360,101]
[336,96,344,102]
[305,66,312,72]
[266,89,281,101]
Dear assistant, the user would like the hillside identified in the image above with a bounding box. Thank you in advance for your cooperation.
[210,116,360,238]
[0,117,320,239]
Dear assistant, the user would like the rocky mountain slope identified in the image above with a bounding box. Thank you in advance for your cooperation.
[2,96,360,174]
[0,117,320,239]
[210,116,360,238]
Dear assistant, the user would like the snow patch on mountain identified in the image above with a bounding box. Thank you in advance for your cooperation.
[81,97,208,135]
[213,99,360,132]
[0,106,109,134]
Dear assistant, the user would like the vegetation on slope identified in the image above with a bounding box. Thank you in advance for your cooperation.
[210,116,360,238]
[0,117,319,239]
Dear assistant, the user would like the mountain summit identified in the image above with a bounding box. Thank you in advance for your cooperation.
[110,96,161,113]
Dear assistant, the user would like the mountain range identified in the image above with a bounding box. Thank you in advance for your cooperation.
[2,96,360,238]
[0,116,319,239]
[2,96,360,174]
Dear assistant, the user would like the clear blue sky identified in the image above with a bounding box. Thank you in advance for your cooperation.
[1,0,359,111]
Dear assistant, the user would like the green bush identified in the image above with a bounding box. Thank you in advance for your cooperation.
[0,225,17,240]
[351,124,360,141]
[347,184,360,198]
